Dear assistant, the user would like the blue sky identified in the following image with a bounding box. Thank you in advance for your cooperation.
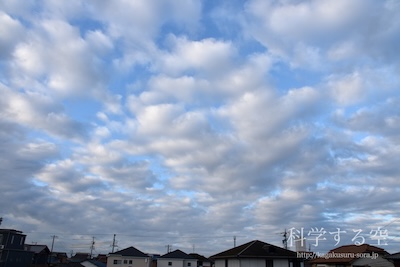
[1,0,400,257]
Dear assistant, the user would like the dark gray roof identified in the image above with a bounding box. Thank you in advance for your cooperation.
[110,246,149,257]
[25,244,50,254]
[311,244,388,264]
[210,240,297,259]
[160,249,195,259]
[386,252,400,260]
[0,228,25,235]
[189,253,211,262]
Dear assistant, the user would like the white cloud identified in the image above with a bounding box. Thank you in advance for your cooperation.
[0,11,25,59]
[158,36,236,77]
[11,19,111,100]
[244,0,400,68]
[0,84,86,140]
[1,0,400,257]
[328,72,364,105]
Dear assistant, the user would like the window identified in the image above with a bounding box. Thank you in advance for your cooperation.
[124,260,128,264]
[114,259,122,264]
[266,260,273,267]
[129,260,133,264]
[169,262,173,266]
[188,263,191,266]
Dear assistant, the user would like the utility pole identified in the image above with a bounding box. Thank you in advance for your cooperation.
[50,235,58,253]
[49,235,58,264]
[90,237,95,259]
[111,234,117,253]
[282,229,287,249]
[234,236,236,247]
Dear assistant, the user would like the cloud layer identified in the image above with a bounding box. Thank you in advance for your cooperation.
[1,0,400,256]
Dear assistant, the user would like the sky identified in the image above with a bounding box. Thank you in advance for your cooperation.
[1,0,400,258]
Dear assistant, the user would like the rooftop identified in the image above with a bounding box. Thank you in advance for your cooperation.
[160,249,195,259]
[311,244,389,264]
[210,240,297,259]
[109,246,149,257]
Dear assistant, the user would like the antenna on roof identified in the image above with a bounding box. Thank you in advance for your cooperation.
[234,236,236,247]
[0,217,3,226]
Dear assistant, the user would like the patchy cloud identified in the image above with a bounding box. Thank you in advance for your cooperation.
[1,0,400,257]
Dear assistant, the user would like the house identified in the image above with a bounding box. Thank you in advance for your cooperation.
[25,244,50,267]
[189,253,213,267]
[310,244,393,267]
[70,253,91,263]
[94,254,107,264]
[210,240,303,267]
[107,246,151,267]
[148,253,161,267]
[0,228,34,267]
[49,251,69,264]
[158,249,197,267]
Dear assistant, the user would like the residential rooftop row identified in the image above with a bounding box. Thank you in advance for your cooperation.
[1,228,400,267]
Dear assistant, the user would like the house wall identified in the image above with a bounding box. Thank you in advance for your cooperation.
[107,255,151,267]
[215,258,240,267]
[32,250,49,265]
[160,259,182,267]
[214,259,224,267]
[0,231,26,250]
[199,260,212,267]
[158,258,197,267]
[241,258,266,267]
[274,259,289,267]
[0,230,33,267]
[0,249,33,267]
[215,258,292,267]
[184,259,198,267]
